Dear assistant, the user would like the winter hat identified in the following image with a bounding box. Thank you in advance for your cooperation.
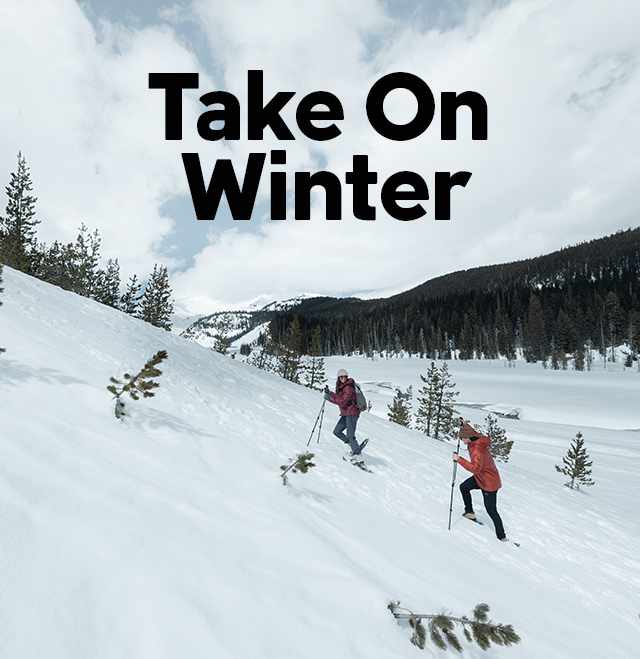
[459,422,478,439]
[337,368,349,378]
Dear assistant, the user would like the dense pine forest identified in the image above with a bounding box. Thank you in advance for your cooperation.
[271,228,640,368]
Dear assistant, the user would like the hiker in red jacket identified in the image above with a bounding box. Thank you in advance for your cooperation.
[324,368,364,465]
[453,421,507,541]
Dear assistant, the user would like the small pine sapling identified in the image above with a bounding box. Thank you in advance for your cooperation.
[555,431,595,489]
[107,350,168,419]
[389,600,521,652]
[280,452,316,485]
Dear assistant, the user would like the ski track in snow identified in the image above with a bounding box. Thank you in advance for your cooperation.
[1,267,640,658]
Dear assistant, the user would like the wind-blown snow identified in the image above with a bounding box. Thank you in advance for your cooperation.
[1,267,639,658]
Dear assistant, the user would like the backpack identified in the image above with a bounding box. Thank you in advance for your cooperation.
[352,382,367,412]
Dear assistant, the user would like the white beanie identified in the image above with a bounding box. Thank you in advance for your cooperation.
[337,368,349,377]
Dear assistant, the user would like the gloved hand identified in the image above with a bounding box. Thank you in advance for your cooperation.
[324,386,331,400]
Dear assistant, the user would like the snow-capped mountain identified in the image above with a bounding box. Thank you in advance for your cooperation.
[180,294,317,348]
[1,265,639,658]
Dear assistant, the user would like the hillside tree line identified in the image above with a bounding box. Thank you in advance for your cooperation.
[0,152,174,330]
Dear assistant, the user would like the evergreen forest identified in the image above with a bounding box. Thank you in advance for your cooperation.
[270,227,640,368]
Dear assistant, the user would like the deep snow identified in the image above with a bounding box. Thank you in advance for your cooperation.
[1,267,639,658]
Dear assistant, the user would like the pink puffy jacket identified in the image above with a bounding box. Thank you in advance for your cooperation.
[329,378,361,417]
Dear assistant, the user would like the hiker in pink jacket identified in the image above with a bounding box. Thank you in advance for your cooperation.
[324,368,364,465]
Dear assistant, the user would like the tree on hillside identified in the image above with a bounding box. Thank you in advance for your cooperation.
[630,310,640,370]
[523,294,547,363]
[70,224,102,298]
[556,309,577,354]
[604,291,625,363]
[212,313,233,355]
[0,152,40,274]
[120,273,142,315]
[415,362,459,440]
[555,432,595,490]
[277,315,303,382]
[302,325,326,390]
[247,325,278,372]
[38,240,77,290]
[137,264,173,331]
[459,313,475,360]
[107,350,168,419]
[93,258,121,308]
[388,386,412,427]
[431,362,459,440]
[415,361,439,436]
[476,414,514,462]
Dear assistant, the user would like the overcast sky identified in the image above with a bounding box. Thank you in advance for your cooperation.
[1,0,638,312]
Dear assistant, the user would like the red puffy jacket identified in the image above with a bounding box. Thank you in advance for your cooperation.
[329,378,360,417]
[457,434,502,491]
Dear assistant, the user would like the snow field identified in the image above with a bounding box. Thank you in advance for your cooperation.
[1,267,639,658]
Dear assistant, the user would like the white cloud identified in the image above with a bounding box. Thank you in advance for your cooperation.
[2,0,639,307]
[172,0,640,305]
[0,0,210,278]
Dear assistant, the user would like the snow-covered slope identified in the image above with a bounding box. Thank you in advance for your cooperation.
[1,267,639,658]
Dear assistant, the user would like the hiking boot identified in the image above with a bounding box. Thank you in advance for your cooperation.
[463,512,476,520]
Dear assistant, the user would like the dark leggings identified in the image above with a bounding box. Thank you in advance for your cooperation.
[460,476,506,540]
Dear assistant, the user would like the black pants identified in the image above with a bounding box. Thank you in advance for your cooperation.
[460,476,506,540]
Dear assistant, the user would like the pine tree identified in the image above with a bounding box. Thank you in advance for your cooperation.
[211,313,233,355]
[459,313,475,360]
[416,362,459,441]
[107,350,168,419]
[247,325,278,372]
[415,361,440,436]
[523,295,547,362]
[302,325,326,390]
[71,224,101,297]
[388,386,412,427]
[137,264,173,331]
[93,258,121,308]
[431,362,459,441]
[38,240,77,290]
[389,601,521,652]
[556,309,577,354]
[0,152,40,273]
[483,414,514,462]
[555,432,595,490]
[630,310,640,369]
[604,291,624,363]
[120,274,142,315]
[277,315,303,382]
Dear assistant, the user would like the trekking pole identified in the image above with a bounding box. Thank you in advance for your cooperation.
[307,399,327,447]
[316,398,326,444]
[448,417,465,531]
